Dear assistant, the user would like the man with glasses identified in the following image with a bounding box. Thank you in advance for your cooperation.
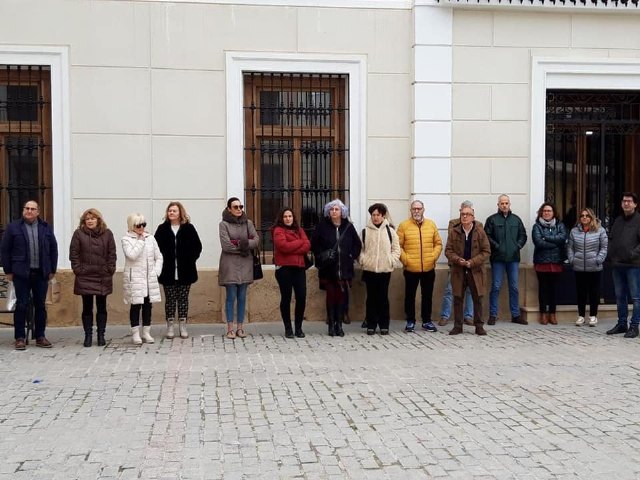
[1,200,58,350]
[484,194,528,325]
[606,192,640,338]
[397,199,442,333]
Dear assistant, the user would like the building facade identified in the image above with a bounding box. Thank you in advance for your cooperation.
[1,0,639,324]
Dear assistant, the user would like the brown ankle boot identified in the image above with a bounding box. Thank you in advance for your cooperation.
[449,323,463,335]
[549,313,558,325]
[540,313,548,325]
[475,324,487,336]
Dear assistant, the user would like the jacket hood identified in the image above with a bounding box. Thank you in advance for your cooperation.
[222,208,247,224]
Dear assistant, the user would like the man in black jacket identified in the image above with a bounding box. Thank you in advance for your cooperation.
[606,192,640,338]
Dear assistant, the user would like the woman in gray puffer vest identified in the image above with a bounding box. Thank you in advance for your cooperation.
[567,207,608,327]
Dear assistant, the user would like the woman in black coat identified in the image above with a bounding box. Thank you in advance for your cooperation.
[311,199,361,337]
[154,201,202,339]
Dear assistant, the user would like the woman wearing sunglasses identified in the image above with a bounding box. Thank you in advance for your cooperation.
[567,208,608,327]
[219,197,259,339]
[122,213,163,345]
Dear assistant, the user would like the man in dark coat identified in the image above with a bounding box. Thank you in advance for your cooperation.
[1,200,58,350]
[606,192,640,338]
[484,194,528,325]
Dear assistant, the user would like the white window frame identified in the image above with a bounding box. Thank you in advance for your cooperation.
[0,46,71,268]
[531,57,640,224]
[226,51,367,230]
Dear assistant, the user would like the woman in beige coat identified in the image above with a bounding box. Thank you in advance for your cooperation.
[359,203,400,335]
[122,213,163,345]
[218,197,259,339]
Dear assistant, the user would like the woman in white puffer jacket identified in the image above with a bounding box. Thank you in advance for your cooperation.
[122,213,163,345]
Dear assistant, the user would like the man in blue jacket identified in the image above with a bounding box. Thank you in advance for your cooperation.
[484,194,528,325]
[1,200,58,350]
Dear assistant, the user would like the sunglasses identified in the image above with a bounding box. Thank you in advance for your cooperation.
[134,223,147,228]
[231,205,244,210]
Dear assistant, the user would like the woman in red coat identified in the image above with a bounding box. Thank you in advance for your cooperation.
[272,207,311,338]
[69,208,117,347]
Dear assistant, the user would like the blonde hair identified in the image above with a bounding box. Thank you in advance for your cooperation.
[126,213,146,232]
[79,208,107,234]
[163,201,190,224]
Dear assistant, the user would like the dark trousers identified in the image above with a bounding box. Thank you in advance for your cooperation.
[363,271,391,330]
[575,271,601,317]
[129,297,152,327]
[454,269,483,325]
[82,294,107,316]
[12,269,48,340]
[403,269,436,323]
[536,271,561,314]
[275,266,306,323]
[163,284,191,319]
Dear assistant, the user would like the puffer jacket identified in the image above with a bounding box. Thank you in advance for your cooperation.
[484,211,527,263]
[121,232,163,305]
[218,209,259,285]
[567,224,608,272]
[532,219,567,265]
[607,211,640,267]
[69,226,117,296]
[272,225,310,268]
[359,218,400,273]
[397,217,442,272]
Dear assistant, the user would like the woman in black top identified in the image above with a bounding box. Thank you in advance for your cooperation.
[154,201,202,339]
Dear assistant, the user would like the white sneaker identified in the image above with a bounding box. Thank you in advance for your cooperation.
[165,320,175,339]
[178,318,188,339]
[141,326,155,344]
[575,316,585,326]
[588,316,598,327]
[131,326,142,345]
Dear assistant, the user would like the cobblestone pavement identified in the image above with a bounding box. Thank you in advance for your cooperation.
[1,318,640,480]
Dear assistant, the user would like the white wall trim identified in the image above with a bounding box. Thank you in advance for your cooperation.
[531,57,640,225]
[225,51,367,229]
[131,0,412,8]
[0,45,71,269]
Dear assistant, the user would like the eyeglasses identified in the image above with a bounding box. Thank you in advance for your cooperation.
[134,223,147,228]
[231,205,244,210]
[580,214,591,218]
[23,207,38,211]
[411,208,423,212]
[460,213,474,217]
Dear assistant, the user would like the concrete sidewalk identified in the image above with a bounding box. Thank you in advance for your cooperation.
[0,319,639,479]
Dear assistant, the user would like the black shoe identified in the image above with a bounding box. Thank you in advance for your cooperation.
[285,329,294,339]
[366,329,375,335]
[97,333,106,346]
[83,334,92,348]
[607,323,628,335]
[511,316,528,325]
[624,325,639,338]
[295,331,305,338]
[380,329,389,335]
[488,316,497,326]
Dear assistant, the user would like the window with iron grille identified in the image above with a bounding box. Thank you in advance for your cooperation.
[243,72,349,258]
[0,65,52,237]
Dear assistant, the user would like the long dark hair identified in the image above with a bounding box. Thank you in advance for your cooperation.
[274,207,299,229]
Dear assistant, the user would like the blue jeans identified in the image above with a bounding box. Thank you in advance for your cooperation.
[489,261,520,318]
[440,271,473,320]
[12,270,49,340]
[225,283,248,324]
[612,267,640,326]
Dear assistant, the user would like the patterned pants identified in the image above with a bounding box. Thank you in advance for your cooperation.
[163,284,191,320]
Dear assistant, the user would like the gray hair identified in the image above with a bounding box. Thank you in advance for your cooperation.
[323,199,349,219]
[460,200,474,209]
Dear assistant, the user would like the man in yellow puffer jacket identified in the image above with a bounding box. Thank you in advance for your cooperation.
[397,200,442,333]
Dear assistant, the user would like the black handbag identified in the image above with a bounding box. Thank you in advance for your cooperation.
[304,253,314,270]
[314,226,348,269]
[252,251,263,280]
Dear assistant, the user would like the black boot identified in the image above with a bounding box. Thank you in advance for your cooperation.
[81,314,93,347]
[335,308,345,337]
[327,306,336,336]
[294,318,305,338]
[283,318,294,339]
[607,323,628,335]
[96,312,107,346]
[624,324,639,338]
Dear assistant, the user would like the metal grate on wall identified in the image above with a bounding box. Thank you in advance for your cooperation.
[243,72,350,255]
[0,64,52,239]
